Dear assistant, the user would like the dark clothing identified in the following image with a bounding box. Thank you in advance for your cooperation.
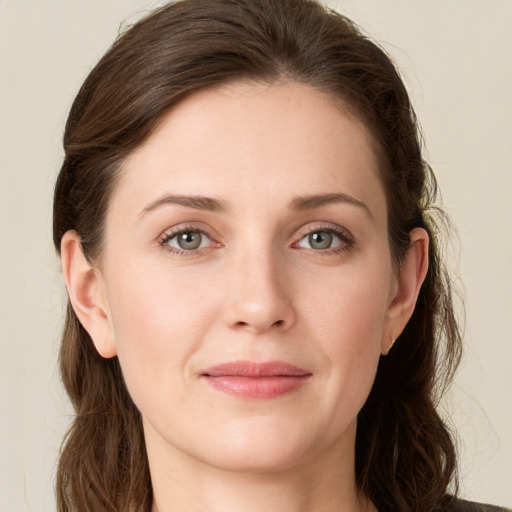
[443,499,511,511]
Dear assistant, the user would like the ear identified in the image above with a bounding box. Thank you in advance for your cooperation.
[60,231,117,358]
[382,227,429,355]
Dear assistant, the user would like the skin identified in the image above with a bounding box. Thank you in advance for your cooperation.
[62,81,428,512]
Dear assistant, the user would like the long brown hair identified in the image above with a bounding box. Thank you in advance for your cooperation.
[53,0,462,510]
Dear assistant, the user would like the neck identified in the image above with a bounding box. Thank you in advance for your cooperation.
[151,474,373,512]
[146,421,376,512]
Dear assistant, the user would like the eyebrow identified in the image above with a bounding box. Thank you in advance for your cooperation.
[139,191,371,219]
[140,194,227,218]
[290,193,372,218]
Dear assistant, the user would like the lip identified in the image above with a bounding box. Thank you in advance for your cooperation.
[200,361,312,399]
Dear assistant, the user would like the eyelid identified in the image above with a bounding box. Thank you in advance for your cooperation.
[156,221,354,256]
[291,223,355,251]
[158,223,221,255]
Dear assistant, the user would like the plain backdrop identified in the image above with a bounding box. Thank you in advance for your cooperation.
[1,1,510,510]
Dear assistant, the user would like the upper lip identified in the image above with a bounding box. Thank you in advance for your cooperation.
[202,360,311,378]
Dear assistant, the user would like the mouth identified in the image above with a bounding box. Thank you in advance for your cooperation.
[200,361,312,399]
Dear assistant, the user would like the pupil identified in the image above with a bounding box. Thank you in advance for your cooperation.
[178,231,201,250]
[309,231,332,250]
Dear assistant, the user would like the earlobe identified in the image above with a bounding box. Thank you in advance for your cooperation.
[382,227,429,355]
[60,231,117,358]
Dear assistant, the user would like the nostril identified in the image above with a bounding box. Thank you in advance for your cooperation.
[233,319,285,331]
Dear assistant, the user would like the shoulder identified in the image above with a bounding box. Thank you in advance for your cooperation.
[439,498,512,512]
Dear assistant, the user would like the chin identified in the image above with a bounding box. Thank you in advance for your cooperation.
[207,444,309,474]
[194,418,326,474]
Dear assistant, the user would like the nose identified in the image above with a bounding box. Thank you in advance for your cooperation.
[223,248,296,334]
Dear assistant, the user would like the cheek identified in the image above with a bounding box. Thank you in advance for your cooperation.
[103,260,220,407]
[299,258,392,413]
[302,258,392,348]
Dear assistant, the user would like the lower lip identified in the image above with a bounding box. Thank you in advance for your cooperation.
[202,375,311,399]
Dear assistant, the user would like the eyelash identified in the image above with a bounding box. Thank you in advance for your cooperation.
[292,225,354,254]
[158,225,218,257]
[158,224,354,257]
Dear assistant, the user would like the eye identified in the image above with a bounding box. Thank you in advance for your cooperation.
[162,229,212,251]
[295,228,350,251]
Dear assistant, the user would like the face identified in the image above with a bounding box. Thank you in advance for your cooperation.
[93,81,402,473]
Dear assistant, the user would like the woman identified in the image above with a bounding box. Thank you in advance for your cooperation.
[52,0,509,511]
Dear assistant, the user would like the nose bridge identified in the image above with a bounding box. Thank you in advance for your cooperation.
[223,236,295,333]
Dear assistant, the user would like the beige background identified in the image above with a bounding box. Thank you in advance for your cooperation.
[1,1,510,510]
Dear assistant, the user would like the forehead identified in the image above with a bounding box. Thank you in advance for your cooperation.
[110,80,385,221]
